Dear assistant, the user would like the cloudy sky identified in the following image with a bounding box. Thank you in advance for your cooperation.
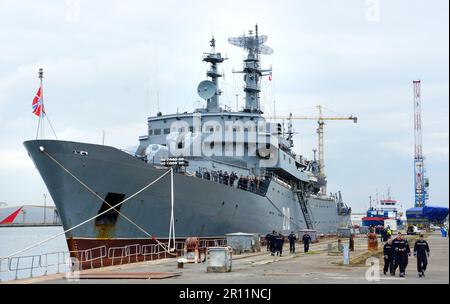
[0,0,448,213]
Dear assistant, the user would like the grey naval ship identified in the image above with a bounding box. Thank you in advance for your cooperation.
[24,26,351,260]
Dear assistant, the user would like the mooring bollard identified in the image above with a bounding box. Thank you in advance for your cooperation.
[177,259,185,269]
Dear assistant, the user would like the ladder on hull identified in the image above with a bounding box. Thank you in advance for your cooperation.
[296,191,314,230]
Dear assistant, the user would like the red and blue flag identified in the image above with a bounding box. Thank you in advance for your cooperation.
[32,86,44,116]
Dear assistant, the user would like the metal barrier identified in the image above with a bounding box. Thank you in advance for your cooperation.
[8,254,42,280]
[40,251,70,276]
[71,245,107,269]
[0,238,227,282]
[125,244,141,263]
[142,243,168,261]
[108,246,127,266]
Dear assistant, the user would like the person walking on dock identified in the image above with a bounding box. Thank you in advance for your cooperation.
[288,231,297,253]
[414,234,430,278]
[269,230,277,256]
[265,232,272,252]
[302,233,312,253]
[392,232,411,277]
[275,233,285,256]
[383,239,394,275]
[441,226,447,238]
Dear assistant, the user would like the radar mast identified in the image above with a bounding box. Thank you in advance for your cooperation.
[198,36,227,112]
[228,24,273,113]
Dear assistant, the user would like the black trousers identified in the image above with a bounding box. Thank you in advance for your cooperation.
[269,243,275,254]
[383,257,394,274]
[304,243,310,252]
[417,255,428,273]
[394,253,408,274]
[289,241,295,253]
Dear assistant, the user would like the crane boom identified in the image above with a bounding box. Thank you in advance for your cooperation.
[266,105,357,196]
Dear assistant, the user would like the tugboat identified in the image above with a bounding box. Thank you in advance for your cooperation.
[362,189,403,229]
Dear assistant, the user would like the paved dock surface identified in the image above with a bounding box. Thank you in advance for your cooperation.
[9,231,449,284]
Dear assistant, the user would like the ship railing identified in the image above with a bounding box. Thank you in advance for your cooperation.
[268,173,292,190]
[142,243,169,261]
[125,244,141,263]
[69,245,107,269]
[199,238,227,249]
[107,246,127,266]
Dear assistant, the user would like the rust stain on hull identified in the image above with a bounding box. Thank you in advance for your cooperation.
[95,224,115,239]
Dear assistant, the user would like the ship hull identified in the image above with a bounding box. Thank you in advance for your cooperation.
[24,140,350,255]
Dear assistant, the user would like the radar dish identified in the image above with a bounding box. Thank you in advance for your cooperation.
[197,80,217,100]
[258,35,268,44]
[228,37,246,48]
[228,34,273,55]
[258,45,274,55]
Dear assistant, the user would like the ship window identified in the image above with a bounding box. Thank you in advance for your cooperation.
[154,129,161,135]
[164,128,170,134]
[95,193,125,226]
[149,129,154,136]
[178,141,184,149]
[283,154,286,160]
[189,126,194,133]
[178,128,185,133]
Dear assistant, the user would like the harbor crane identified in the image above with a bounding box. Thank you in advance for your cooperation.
[268,105,358,196]
[413,80,429,207]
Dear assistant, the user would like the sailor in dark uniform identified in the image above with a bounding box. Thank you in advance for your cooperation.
[392,232,411,277]
[288,231,297,253]
[269,230,277,256]
[302,233,312,253]
[383,239,394,275]
[414,234,430,278]
[275,233,285,256]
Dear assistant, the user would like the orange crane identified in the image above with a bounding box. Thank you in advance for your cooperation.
[268,105,357,196]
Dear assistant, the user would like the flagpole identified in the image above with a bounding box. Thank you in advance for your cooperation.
[39,68,44,139]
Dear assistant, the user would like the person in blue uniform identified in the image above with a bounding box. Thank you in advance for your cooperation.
[288,232,297,253]
[269,230,277,256]
[275,233,285,256]
[392,232,411,277]
[414,234,430,278]
[302,233,312,253]
[265,232,272,252]
[383,239,394,275]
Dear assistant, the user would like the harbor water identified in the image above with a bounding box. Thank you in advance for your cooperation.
[0,226,68,282]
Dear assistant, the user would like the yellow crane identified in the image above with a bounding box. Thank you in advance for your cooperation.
[267,105,358,196]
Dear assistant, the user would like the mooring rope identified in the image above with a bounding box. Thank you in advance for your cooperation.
[43,150,164,242]
[5,148,175,258]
